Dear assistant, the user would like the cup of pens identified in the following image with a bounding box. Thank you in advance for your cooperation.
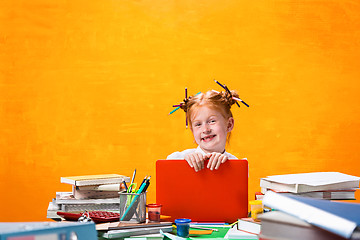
[119,192,147,223]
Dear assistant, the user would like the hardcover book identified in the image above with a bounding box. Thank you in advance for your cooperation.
[262,191,360,239]
[260,172,360,193]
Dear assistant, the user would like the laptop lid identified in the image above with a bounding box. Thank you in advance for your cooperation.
[156,159,248,223]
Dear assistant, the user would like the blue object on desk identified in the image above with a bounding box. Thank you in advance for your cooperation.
[175,218,191,238]
[0,221,97,240]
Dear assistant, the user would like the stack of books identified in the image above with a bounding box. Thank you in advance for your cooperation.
[259,172,360,200]
[260,191,360,240]
[47,174,130,220]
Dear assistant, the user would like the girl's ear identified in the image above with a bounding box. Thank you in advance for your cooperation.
[227,117,234,132]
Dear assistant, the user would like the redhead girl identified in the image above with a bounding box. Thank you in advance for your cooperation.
[167,88,244,172]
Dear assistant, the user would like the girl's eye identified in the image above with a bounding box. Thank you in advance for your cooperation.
[209,119,216,124]
[194,123,201,127]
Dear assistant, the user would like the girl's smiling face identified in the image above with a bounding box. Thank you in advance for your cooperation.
[190,106,234,154]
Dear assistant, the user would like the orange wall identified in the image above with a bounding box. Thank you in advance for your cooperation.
[1,0,360,221]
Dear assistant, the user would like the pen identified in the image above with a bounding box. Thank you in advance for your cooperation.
[130,169,136,185]
[140,175,148,187]
[122,180,128,191]
[136,176,150,194]
[128,169,136,192]
[190,225,219,232]
[142,176,151,193]
[191,222,228,226]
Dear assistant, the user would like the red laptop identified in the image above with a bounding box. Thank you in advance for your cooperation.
[156,159,248,223]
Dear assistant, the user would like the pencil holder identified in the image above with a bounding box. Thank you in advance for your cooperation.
[119,192,146,223]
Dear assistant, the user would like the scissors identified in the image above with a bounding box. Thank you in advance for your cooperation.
[127,182,137,193]
[126,183,137,208]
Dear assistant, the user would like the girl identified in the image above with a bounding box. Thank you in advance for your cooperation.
[167,87,243,172]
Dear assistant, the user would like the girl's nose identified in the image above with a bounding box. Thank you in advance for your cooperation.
[202,123,211,133]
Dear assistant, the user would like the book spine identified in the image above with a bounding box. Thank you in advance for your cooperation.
[76,178,129,186]
[77,183,125,191]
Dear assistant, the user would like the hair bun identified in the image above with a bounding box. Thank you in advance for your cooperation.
[222,90,239,107]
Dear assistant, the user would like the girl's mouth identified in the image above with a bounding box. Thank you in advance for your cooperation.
[201,135,216,142]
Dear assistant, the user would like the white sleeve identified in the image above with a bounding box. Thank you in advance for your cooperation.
[166,149,196,159]
[166,152,184,159]
[226,152,238,159]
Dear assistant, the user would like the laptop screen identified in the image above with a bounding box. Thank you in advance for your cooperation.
[156,159,248,223]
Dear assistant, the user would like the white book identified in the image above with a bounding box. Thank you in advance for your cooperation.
[261,188,357,200]
[76,183,124,191]
[260,172,360,193]
[237,218,261,235]
[224,225,258,239]
[61,174,130,187]
[259,211,346,240]
[73,187,120,200]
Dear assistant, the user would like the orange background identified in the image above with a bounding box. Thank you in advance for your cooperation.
[1,0,360,221]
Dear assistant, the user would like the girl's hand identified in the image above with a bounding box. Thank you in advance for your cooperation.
[184,152,205,172]
[206,152,228,170]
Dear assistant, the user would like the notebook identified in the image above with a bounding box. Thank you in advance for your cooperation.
[156,159,248,223]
